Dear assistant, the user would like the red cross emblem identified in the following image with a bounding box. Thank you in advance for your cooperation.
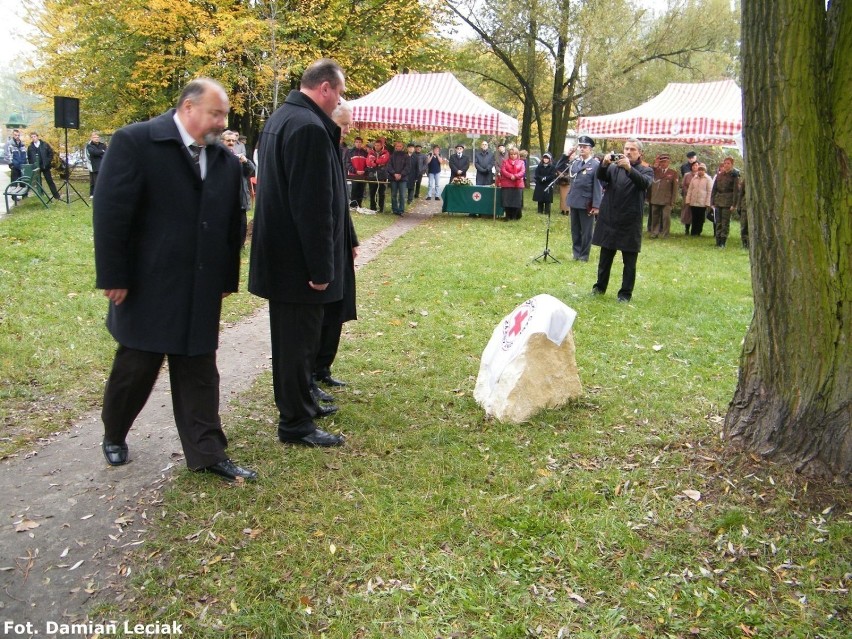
[472,192,482,201]
[508,310,528,336]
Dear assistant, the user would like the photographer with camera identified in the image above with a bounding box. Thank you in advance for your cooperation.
[590,139,654,303]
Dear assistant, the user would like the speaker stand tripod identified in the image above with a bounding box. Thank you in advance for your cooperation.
[531,163,572,264]
[56,127,89,207]
[530,205,560,263]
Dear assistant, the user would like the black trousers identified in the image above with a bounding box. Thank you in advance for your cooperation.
[369,182,386,211]
[101,346,228,469]
[42,167,62,199]
[690,206,707,236]
[315,321,343,378]
[350,180,365,206]
[595,247,638,300]
[269,300,324,439]
[570,207,595,261]
[89,171,99,196]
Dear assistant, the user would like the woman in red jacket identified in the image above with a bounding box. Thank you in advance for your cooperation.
[500,147,526,220]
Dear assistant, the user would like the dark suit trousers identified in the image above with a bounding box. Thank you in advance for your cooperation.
[101,346,228,469]
[595,247,638,299]
[315,321,343,378]
[570,207,595,261]
[269,300,324,439]
[42,168,61,199]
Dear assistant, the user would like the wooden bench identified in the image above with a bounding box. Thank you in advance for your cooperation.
[4,164,50,213]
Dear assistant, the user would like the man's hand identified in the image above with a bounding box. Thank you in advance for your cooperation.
[104,289,128,305]
[309,281,329,291]
[616,156,631,171]
[589,208,599,217]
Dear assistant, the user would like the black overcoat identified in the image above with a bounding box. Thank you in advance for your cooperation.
[93,110,243,355]
[249,91,349,307]
[592,160,653,253]
[532,163,557,203]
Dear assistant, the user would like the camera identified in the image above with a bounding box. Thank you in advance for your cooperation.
[609,153,624,162]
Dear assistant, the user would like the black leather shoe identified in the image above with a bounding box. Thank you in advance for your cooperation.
[316,374,347,387]
[617,295,631,303]
[102,441,129,466]
[201,459,258,482]
[310,383,335,403]
[316,403,339,418]
[280,428,345,447]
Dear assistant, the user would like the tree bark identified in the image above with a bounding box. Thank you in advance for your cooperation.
[724,0,851,482]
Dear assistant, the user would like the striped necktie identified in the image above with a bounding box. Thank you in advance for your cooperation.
[188,144,202,178]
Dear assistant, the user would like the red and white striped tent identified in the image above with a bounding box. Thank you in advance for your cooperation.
[349,72,519,136]
[576,80,742,146]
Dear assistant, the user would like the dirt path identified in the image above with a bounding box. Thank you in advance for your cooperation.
[0,205,435,637]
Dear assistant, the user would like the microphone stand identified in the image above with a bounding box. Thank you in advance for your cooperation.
[530,160,573,264]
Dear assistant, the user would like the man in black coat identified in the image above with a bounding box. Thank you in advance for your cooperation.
[591,138,654,303]
[93,78,257,482]
[249,58,349,448]
[85,131,108,198]
[449,143,470,180]
[27,132,62,200]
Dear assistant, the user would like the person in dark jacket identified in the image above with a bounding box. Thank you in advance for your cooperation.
[4,129,27,202]
[27,132,62,200]
[249,58,349,448]
[532,152,557,214]
[386,139,409,215]
[85,131,108,198]
[406,143,418,204]
[591,138,654,303]
[413,144,428,199]
[449,143,470,179]
[93,78,256,481]
[310,100,360,408]
[474,140,495,185]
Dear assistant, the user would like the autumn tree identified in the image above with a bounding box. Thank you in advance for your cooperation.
[723,0,851,481]
[24,0,450,144]
[445,0,739,153]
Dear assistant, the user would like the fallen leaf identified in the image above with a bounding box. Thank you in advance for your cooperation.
[15,519,40,532]
[69,560,84,571]
[653,344,664,351]
[682,489,702,501]
[329,543,337,555]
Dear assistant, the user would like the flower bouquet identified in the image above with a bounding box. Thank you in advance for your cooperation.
[451,176,472,186]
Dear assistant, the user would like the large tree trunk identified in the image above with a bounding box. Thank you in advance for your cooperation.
[724,0,851,482]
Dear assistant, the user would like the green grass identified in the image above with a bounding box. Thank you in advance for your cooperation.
[89,210,850,638]
[0,199,399,457]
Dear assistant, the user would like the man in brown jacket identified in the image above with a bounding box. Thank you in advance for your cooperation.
[648,154,679,238]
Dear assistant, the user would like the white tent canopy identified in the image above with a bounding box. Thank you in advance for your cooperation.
[349,72,519,136]
[576,80,742,147]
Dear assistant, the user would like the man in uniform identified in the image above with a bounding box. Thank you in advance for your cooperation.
[565,135,602,262]
[648,153,678,238]
[710,156,741,248]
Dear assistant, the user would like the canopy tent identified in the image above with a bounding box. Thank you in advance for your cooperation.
[349,72,519,136]
[576,80,742,147]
